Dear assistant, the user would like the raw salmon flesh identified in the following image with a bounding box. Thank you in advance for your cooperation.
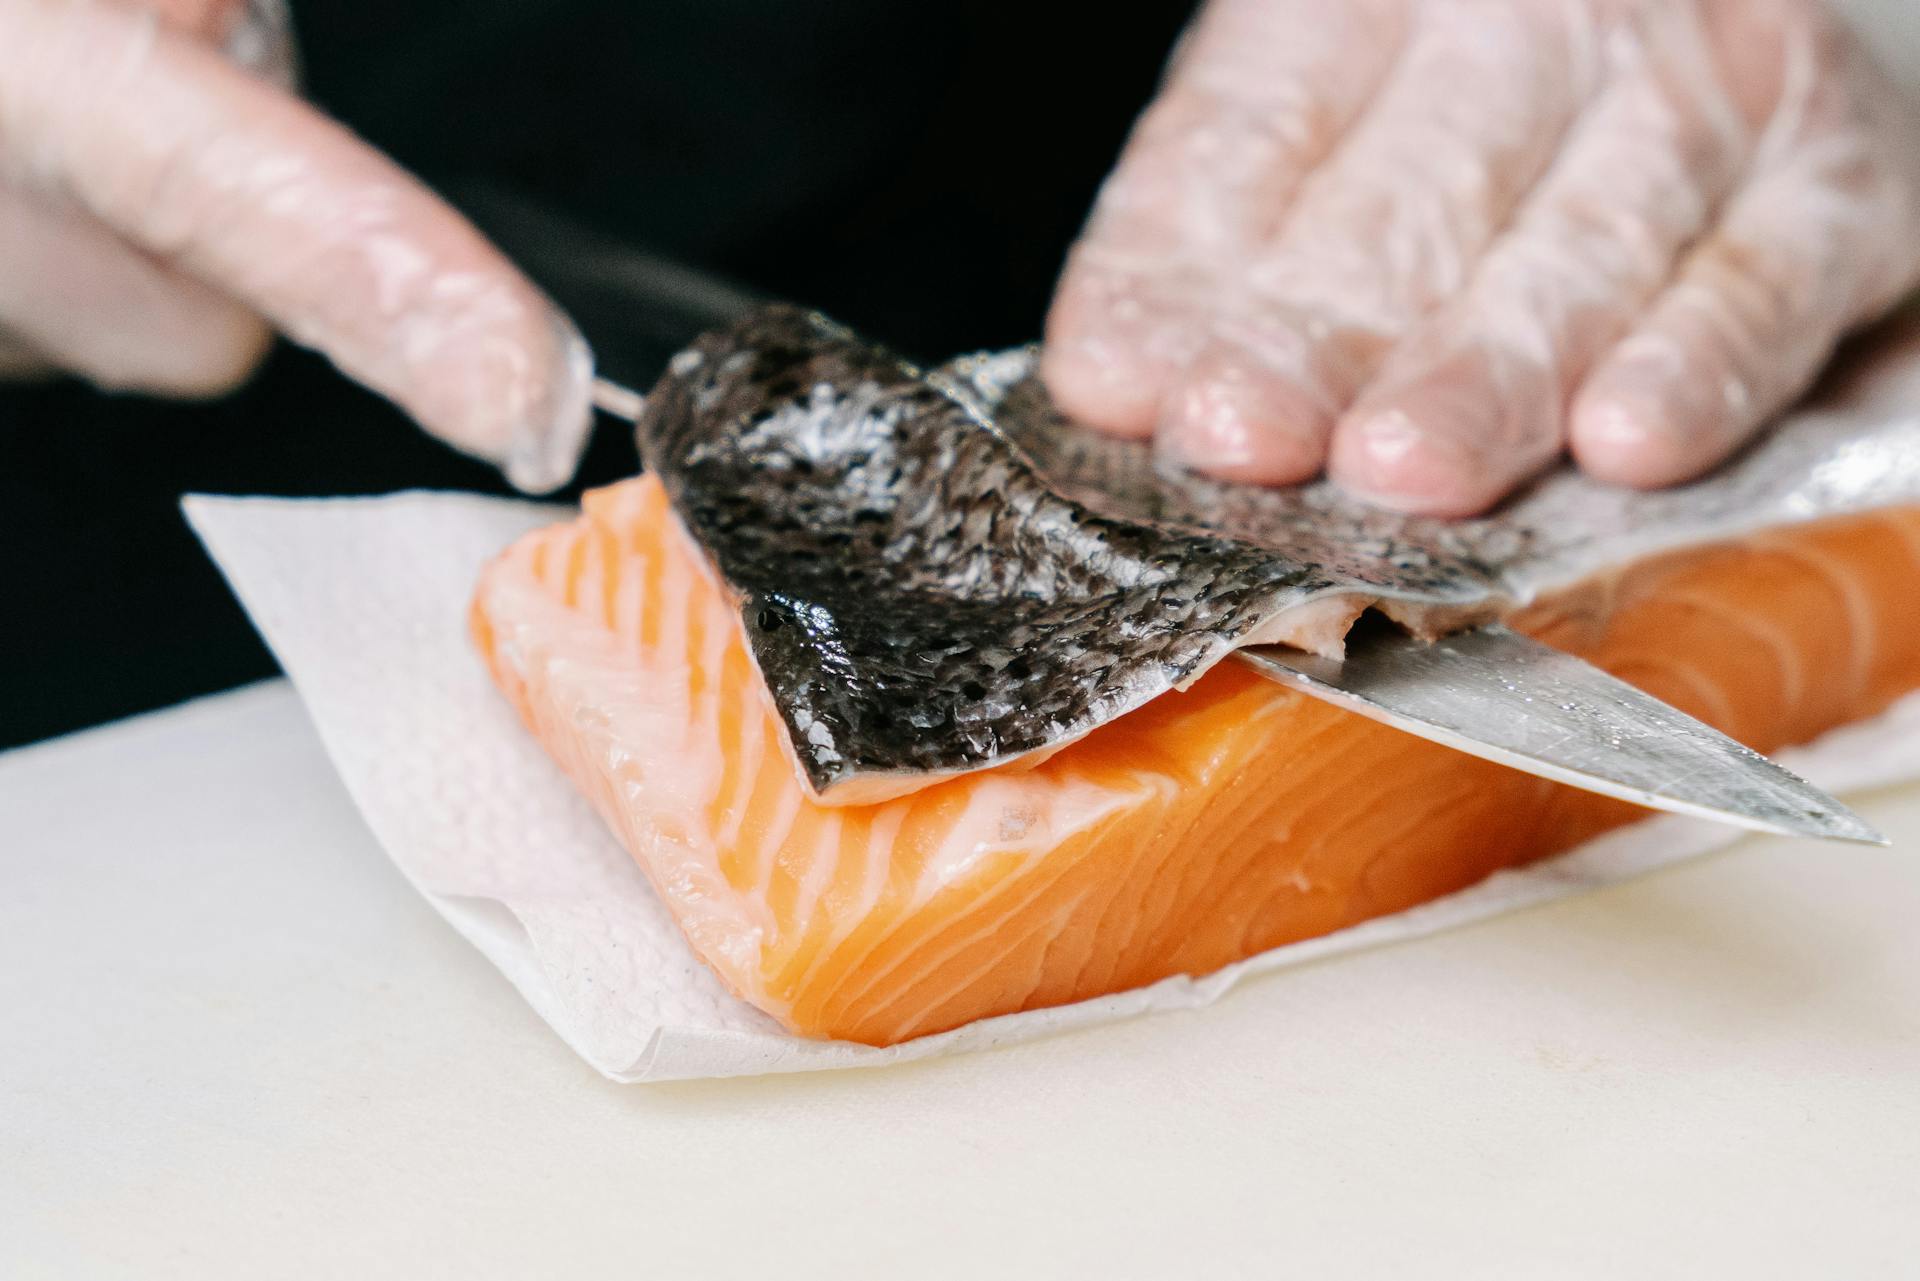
[472,475,1920,1045]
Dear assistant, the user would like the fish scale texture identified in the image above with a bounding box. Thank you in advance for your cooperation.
[637,305,1920,803]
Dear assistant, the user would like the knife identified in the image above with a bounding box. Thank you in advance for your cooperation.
[463,187,1883,845]
[1238,624,1885,844]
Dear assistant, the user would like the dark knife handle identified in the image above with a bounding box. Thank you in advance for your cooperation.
[449,181,764,393]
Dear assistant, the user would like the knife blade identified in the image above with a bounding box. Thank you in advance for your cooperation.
[1237,623,1885,845]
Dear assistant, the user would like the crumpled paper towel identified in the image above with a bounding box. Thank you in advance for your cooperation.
[184,491,1920,1083]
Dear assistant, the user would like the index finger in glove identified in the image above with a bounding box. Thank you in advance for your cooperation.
[1043,0,1405,436]
[0,0,591,492]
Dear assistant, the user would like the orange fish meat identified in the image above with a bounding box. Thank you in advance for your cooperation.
[472,475,1920,1045]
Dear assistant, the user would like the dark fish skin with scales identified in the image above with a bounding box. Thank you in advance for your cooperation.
[638,305,1341,798]
[637,303,1920,801]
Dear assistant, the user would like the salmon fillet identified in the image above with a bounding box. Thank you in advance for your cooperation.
[472,476,1920,1045]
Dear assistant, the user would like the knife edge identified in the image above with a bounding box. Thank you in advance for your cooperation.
[1235,624,1886,846]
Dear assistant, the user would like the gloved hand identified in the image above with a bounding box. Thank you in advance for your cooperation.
[0,0,591,491]
[1045,0,1920,515]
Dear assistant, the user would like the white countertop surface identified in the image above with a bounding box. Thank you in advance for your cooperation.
[5,680,1919,1279]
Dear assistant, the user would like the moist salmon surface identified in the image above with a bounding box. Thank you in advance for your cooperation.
[471,476,1920,1045]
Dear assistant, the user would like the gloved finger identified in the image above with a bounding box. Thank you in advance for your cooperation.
[1570,27,1920,488]
[0,183,271,395]
[1156,307,1387,484]
[1331,6,1754,514]
[1042,267,1208,441]
[1043,0,1403,437]
[1158,0,1603,483]
[1568,180,1881,488]
[0,0,592,492]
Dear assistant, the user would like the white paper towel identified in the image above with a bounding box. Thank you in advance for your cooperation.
[183,491,1920,1083]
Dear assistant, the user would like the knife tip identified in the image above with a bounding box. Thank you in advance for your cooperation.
[1782,805,1889,847]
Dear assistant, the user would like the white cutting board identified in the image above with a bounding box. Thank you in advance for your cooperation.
[4,681,1920,1278]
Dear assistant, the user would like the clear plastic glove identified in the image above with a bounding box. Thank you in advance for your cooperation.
[0,0,591,491]
[1045,0,1920,515]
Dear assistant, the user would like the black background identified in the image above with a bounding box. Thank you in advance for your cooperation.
[0,1,1200,749]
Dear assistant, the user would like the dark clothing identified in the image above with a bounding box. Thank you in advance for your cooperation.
[0,3,1197,748]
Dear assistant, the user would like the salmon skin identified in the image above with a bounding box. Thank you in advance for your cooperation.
[639,305,1920,806]
[473,473,1920,1046]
